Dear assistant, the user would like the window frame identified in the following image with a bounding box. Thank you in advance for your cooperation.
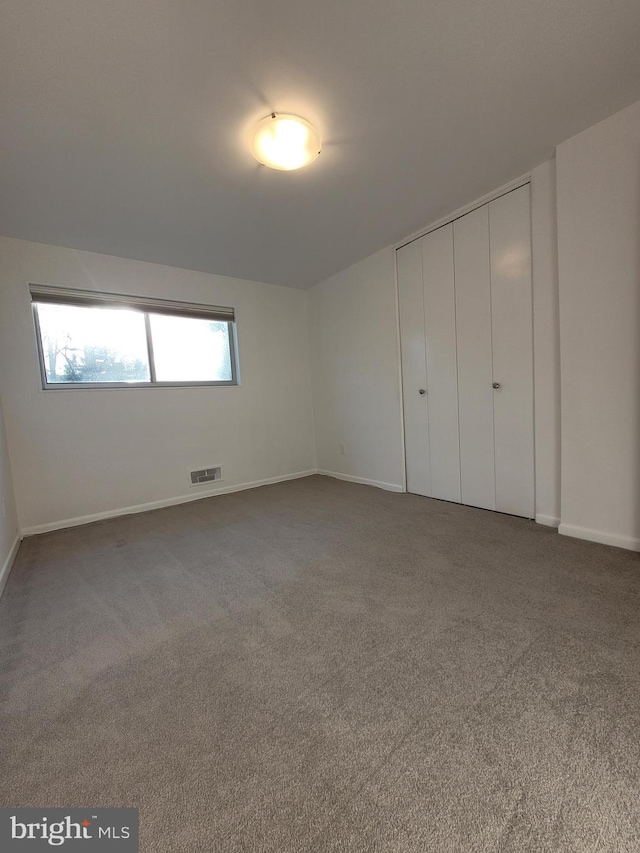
[30,285,239,390]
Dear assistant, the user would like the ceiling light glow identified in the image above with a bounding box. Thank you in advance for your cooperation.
[250,113,321,171]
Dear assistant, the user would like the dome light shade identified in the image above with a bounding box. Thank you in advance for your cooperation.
[250,113,321,171]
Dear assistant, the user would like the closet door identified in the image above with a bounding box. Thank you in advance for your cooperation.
[397,240,431,496]
[454,206,496,511]
[422,225,461,503]
[489,186,535,518]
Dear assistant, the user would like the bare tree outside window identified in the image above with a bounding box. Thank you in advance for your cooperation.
[37,304,150,384]
[33,298,236,388]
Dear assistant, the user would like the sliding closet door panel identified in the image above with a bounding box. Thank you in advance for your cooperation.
[454,206,496,511]
[489,185,535,518]
[397,241,431,496]
[422,225,461,503]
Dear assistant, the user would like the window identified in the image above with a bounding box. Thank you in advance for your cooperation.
[30,285,237,388]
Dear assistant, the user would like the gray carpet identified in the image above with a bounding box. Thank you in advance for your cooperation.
[1,475,639,851]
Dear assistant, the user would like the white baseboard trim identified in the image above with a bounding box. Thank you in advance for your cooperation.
[535,514,560,528]
[21,470,318,537]
[0,533,22,599]
[559,522,640,552]
[317,470,404,493]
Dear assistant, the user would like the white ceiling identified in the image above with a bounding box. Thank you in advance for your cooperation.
[1,0,640,288]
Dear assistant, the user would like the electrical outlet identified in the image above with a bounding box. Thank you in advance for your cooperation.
[339,443,346,456]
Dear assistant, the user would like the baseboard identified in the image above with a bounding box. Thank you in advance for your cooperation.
[535,514,560,528]
[559,522,640,552]
[317,470,404,493]
[21,470,318,536]
[0,533,21,599]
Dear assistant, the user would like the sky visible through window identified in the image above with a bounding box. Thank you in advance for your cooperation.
[37,303,232,384]
[150,314,232,382]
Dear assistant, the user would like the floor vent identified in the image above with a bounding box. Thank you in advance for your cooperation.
[190,466,222,485]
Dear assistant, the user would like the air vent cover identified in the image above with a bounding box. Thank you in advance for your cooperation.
[190,466,222,485]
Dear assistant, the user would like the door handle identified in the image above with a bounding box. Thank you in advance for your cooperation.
[492,382,501,389]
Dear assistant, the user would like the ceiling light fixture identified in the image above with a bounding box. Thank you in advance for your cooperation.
[250,113,321,171]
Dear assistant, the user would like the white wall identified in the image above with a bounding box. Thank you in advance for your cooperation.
[309,247,404,490]
[0,394,20,593]
[531,161,561,526]
[0,237,316,532]
[309,177,562,514]
[556,99,640,550]
[6,93,638,553]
